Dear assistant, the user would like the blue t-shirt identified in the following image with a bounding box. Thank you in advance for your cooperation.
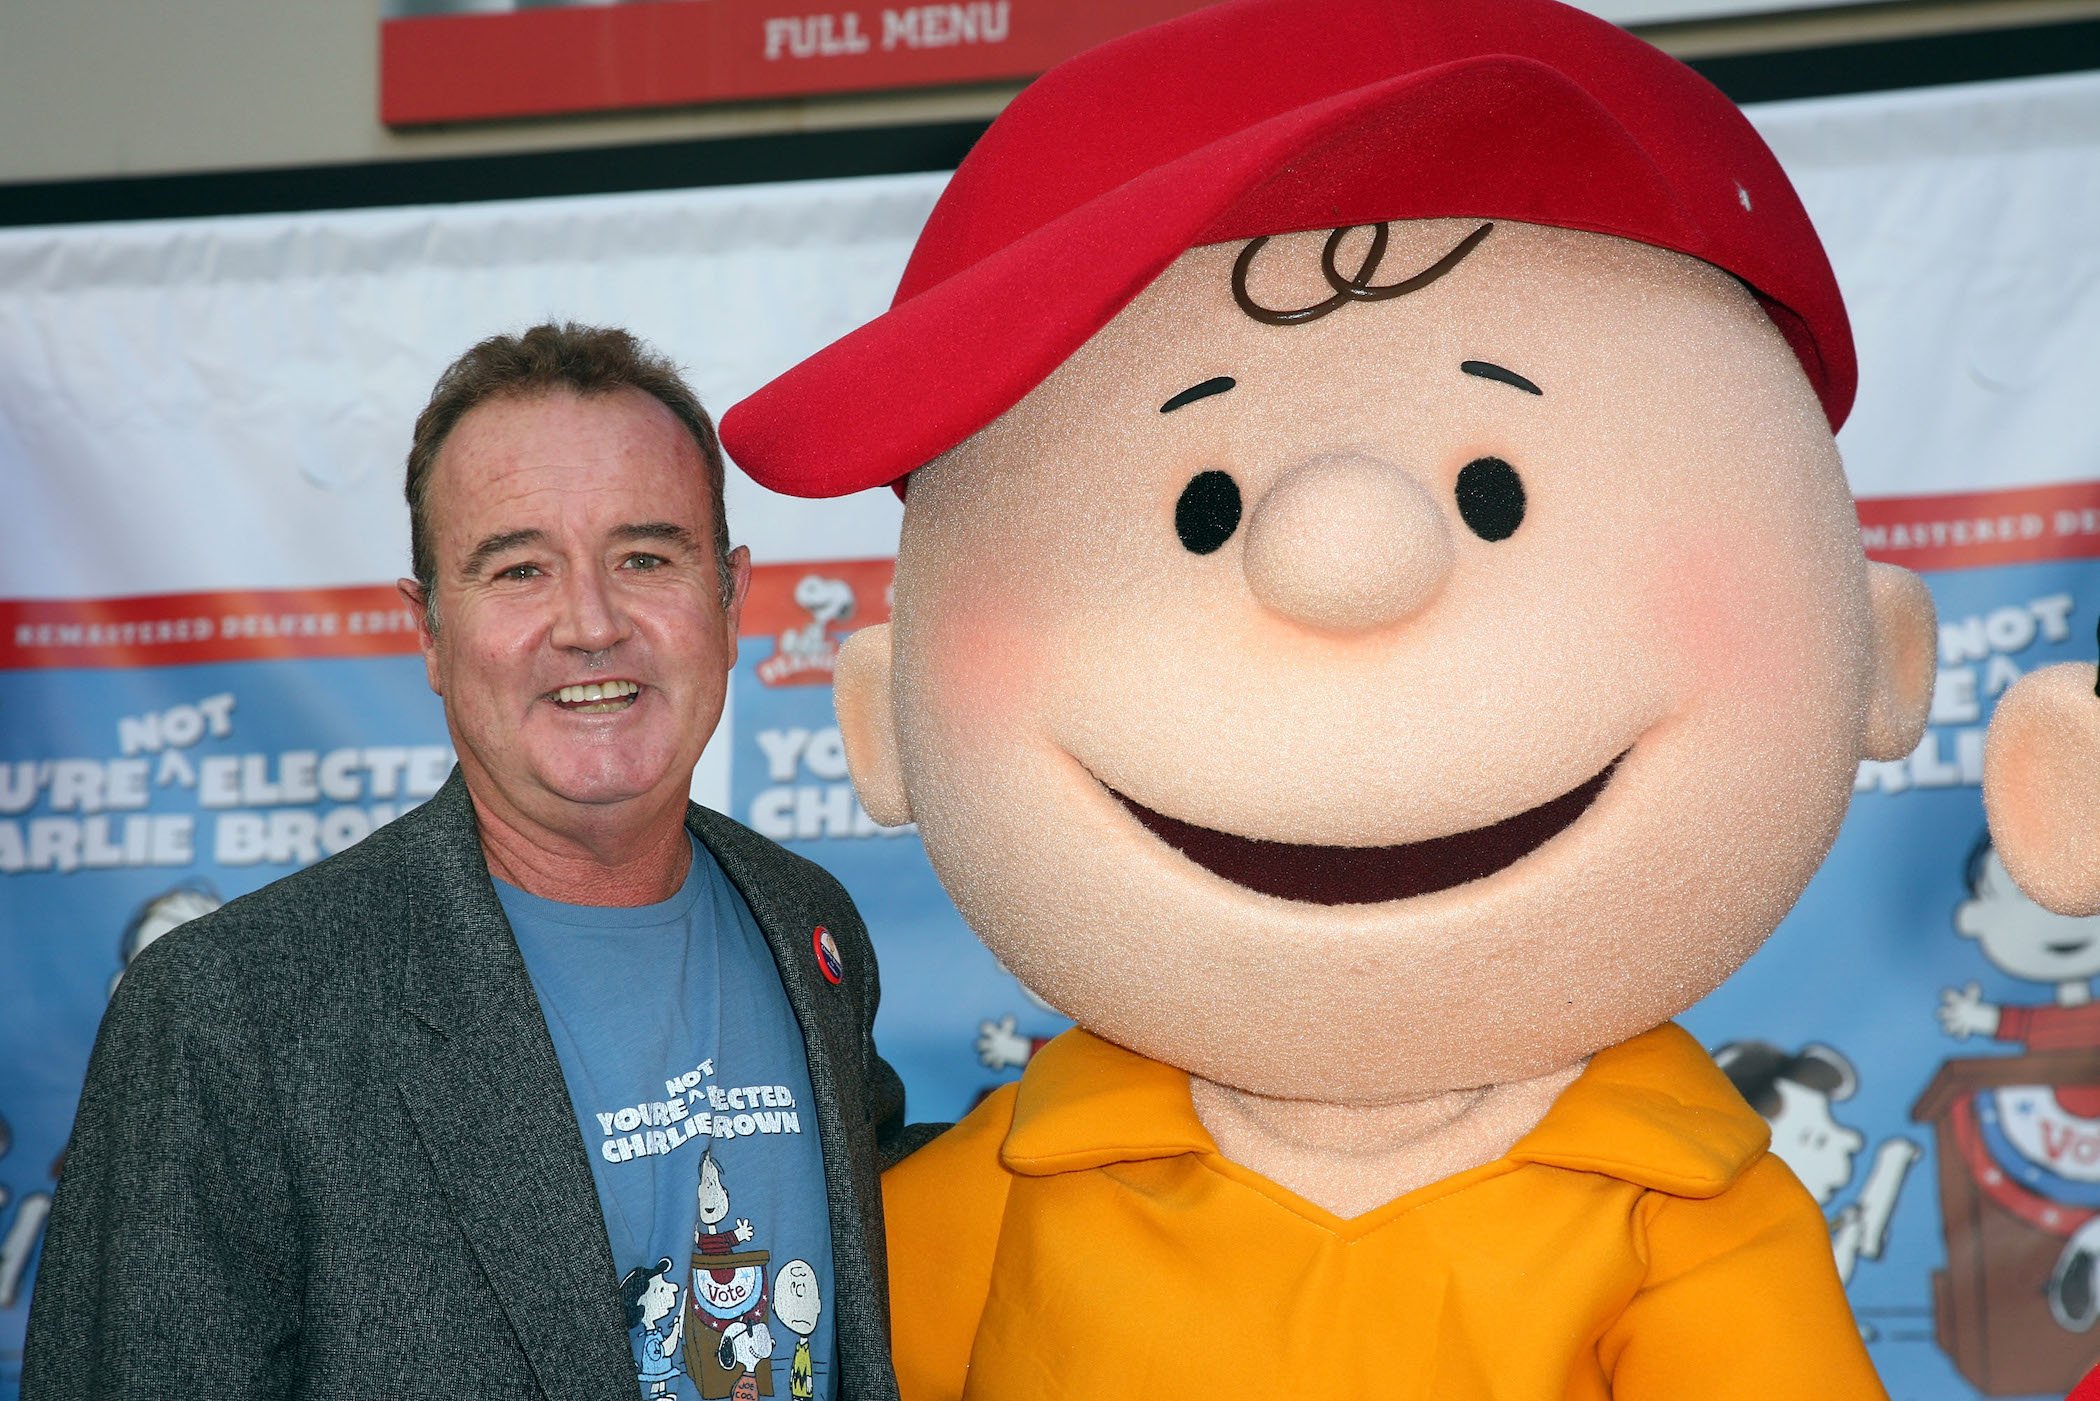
[502,838,837,1401]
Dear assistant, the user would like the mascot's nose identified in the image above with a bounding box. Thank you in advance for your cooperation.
[1242,454,1453,631]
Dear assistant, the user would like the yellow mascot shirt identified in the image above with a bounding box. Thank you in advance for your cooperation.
[884,1024,1885,1400]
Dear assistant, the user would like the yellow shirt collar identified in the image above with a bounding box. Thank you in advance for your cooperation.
[999,1022,1769,1199]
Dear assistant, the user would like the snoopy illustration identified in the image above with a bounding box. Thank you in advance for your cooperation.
[1714,1041,1918,1292]
[684,1149,774,1398]
[779,576,855,669]
[114,885,221,994]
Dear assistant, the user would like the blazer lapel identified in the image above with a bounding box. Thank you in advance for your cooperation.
[691,807,892,1390]
[691,805,862,1158]
[692,807,859,1135]
[390,773,634,1401]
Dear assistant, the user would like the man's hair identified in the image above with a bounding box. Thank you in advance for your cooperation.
[404,322,734,628]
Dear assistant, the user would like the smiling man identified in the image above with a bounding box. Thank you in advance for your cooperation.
[26,324,919,1401]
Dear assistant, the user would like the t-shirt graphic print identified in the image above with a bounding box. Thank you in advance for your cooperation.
[503,837,837,1401]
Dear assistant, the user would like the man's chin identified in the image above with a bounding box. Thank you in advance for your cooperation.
[461,747,695,822]
[539,768,691,811]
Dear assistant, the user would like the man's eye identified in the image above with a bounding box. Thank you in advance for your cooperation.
[623,553,667,570]
[496,563,541,580]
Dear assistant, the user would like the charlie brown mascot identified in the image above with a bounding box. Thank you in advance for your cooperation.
[723,0,1937,1395]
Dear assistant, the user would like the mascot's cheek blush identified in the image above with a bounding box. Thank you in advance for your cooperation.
[1107,753,1623,904]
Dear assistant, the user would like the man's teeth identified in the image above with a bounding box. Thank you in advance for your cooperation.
[555,680,640,708]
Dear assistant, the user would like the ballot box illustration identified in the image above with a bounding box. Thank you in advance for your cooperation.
[1913,1050,2100,1397]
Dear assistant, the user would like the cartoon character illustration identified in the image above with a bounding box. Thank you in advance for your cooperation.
[1941,833,2100,1336]
[974,981,1063,1073]
[760,576,857,687]
[684,1149,774,1398]
[1941,836,2100,1071]
[785,576,855,663]
[1714,1041,1918,1291]
[113,885,220,994]
[772,1259,823,1401]
[2055,1217,2100,1333]
[621,1256,687,1397]
[0,1111,54,1310]
[1909,829,2100,1387]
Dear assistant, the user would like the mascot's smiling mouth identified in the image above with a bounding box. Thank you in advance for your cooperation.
[1108,755,1625,906]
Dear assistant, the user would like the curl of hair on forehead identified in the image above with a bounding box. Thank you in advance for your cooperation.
[1230,222,1493,327]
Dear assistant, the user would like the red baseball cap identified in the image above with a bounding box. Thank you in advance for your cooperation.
[721,0,1855,497]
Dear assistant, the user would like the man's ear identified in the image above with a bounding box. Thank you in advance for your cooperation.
[1983,662,2100,916]
[1862,562,1936,762]
[397,578,442,696]
[721,545,753,668]
[833,624,912,827]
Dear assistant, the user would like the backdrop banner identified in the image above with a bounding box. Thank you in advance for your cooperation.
[4,69,2099,1399]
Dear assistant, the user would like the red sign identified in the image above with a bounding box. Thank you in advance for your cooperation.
[381,0,1216,127]
[738,558,894,688]
[1,587,423,671]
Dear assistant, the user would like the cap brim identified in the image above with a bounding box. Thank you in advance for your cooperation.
[723,56,1751,498]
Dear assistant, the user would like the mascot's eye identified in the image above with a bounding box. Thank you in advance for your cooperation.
[1175,470,1242,555]
[1454,457,1525,541]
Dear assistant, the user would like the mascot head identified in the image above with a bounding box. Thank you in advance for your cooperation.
[723,0,1936,1106]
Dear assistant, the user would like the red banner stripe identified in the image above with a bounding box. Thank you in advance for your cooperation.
[10,482,2100,675]
[0,587,424,672]
[1857,480,2100,571]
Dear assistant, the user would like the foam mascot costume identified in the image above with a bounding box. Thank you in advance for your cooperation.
[1982,654,2100,918]
[722,0,1937,1395]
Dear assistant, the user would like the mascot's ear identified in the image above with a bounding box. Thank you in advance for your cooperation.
[1863,562,1937,762]
[1983,662,2100,916]
[833,624,913,827]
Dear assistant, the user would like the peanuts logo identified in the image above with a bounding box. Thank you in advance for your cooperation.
[756,577,857,688]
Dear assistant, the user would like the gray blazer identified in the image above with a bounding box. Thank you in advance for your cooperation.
[25,770,925,1400]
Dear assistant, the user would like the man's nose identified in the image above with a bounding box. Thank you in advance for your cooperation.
[1241,454,1453,631]
[551,567,631,653]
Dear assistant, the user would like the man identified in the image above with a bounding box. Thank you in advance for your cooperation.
[26,323,918,1400]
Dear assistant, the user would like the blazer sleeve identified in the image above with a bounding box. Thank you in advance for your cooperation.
[23,930,301,1400]
[840,897,945,1169]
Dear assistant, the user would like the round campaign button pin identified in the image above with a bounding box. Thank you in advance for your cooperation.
[813,925,844,985]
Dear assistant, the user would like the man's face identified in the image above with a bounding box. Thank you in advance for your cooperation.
[872,220,1917,1101]
[411,388,746,837]
[1957,848,2100,985]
